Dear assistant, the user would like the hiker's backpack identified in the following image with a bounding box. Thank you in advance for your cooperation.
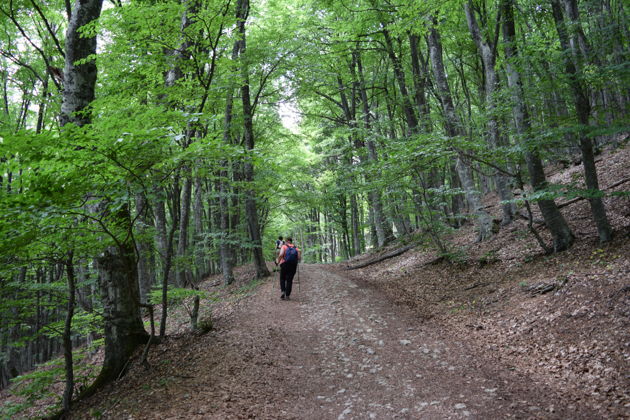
[284,245,298,263]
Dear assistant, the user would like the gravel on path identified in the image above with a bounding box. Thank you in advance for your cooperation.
[72,264,596,419]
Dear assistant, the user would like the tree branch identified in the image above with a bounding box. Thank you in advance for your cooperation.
[1,1,62,90]
[29,0,66,59]
[346,244,414,270]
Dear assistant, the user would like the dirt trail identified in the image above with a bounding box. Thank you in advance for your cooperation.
[73,265,597,419]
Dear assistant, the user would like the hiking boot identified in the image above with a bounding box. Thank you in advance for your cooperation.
[280,293,285,300]
[285,295,290,301]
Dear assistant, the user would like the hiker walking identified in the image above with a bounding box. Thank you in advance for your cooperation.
[274,236,284,267]
[276,237,301,300]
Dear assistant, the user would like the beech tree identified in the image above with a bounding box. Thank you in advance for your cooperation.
[0,0,627,414]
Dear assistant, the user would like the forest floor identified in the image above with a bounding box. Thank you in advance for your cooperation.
[66,256,620,420]
[3,143,629,419]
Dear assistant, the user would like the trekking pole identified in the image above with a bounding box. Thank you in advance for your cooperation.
[298,262,300,294]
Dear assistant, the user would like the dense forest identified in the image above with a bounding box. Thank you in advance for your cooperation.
[0,0,628,416]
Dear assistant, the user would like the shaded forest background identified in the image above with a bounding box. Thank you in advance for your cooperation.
[0,0,628,416]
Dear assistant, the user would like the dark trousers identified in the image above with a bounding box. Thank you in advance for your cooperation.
[279,261,298,296]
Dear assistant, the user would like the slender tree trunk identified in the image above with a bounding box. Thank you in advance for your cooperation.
[382,29,419,134]
[207,181,218,275]
[408,33,432,132]
[62,252,75,412]
[502,0,574,251]
[36,76,48,133]
[229,161,242,267]
[177,171,193,287]
[193,175,206,281]
[367,205,378,249]
[218,32,242,285]
[218,171,234,285]
[427,21,492,241]
[1,67,9,120]
[236,0,270,278]
[350,194,360,256]
[354,49,394,246]
[328,213,337,261]
[550,0,612,243]
[154,187,176,338]
[135,192,154,304]
[448,165,465,227]
[465,2,515,225]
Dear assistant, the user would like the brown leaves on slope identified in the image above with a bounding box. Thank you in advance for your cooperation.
[341,144,630,417]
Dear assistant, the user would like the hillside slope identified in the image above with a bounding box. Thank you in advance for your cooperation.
[341,143,630,416]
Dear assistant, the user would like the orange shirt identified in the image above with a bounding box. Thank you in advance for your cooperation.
[278,244,300,265]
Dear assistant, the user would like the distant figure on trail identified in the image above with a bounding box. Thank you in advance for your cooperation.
[274,236,284,268]
[276,237,301,300]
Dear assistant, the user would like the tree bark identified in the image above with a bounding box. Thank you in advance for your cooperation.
[408,33,432,132]
[60,0,148,392]
[62,252,75,412]
[59,0,102,127]
[95,234,148,382]
[218,25,243,285]
[354,49,394,246]
[350,194,361,256]
[381,28,419,134]
[153,186,176,338]
[135,192,154,304]
[218,171,234,285]
[502,0,574,251]
[36,76,48,133]
[193,175,206,281]
[427,21,493,241]
[550,0,612,243]
[236,0,270,278]
[464,2,515,225]
[176,172,193,287]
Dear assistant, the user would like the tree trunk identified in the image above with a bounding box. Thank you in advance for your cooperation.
[464,2,515,225]
[550,0,612,243]
[502,0,574,251]
[62,252,75,412]
[382,28,419,134]
[36,76,48,133]
[236,0,268,278]
[95,237,148,382]
[59,0,102,127]
[60,0,148,392]
[350,194,361,256]
[354,49,394,246]
[218,30,242,285]
[193,175,206,281]
[367,205,378,249]
[408,33,432,132]
[427,21,492,241]
[154,187,176,338]
[135,192,154,304]
[177,172,193,287]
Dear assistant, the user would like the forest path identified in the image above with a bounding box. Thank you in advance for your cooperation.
[75,265,594,419]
